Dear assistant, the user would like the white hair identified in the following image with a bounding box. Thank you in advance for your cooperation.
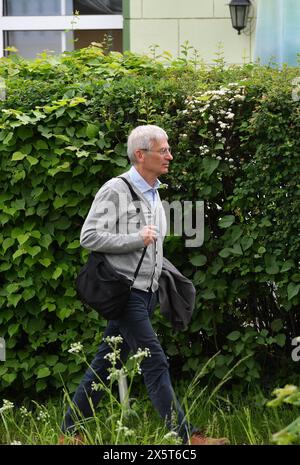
[127,125,168,164]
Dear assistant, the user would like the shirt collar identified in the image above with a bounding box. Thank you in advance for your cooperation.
[128,165,161,193]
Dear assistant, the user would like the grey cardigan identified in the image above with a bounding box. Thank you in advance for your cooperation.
[80,171,167,292]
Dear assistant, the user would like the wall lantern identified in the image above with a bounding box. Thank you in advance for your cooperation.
[229,0,252,35]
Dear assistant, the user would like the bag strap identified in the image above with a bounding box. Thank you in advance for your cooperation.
[133,246,147,281]
[118,176,147,284]
[118,176,140,202]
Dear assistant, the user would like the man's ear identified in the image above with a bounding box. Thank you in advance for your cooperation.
[134,149,144,163]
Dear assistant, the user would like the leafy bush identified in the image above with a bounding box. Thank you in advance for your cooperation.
[267,384,300,444]
[0,45,299,398]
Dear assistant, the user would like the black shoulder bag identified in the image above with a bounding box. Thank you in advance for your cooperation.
[75,177,147,320]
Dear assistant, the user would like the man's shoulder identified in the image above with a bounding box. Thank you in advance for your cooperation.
[93,173,131,199]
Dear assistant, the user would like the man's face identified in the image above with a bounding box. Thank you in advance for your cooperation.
[137,138,173,177]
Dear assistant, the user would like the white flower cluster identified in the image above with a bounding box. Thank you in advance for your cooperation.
[162,431,182,444]
[104,336,123,346]
[103,336,125,379]
[159,183,168,190]
[129,347,151,374]
[91,381,103,392]
[116,419,135,437]
[104,350,121,367]
[68,342,83,354]
[199,144,209,155]
[103,340,151,380]
[10,440,22,445]
[130,347,151,361]
[0,399,14,413]
[20,406,31,418]
[107,367,128,383]
[37,409,50,422]
[162,431,179,440]
[180,84,246,167]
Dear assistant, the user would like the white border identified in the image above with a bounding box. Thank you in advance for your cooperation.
[0,14,123,57]
[0,15,123,30]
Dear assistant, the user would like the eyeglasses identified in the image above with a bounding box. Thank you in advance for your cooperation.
[140,147,172,155]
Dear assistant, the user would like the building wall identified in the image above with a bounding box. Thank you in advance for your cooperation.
[123,0,257,64]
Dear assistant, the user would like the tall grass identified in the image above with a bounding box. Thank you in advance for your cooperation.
[1,390,299,445]
[1,341,299,445]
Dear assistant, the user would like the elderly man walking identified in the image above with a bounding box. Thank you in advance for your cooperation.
[60,125,228,446]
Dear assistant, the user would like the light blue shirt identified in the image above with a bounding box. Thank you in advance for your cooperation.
[128,165,161,209]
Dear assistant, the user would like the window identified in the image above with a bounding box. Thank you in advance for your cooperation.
[4,0,73,16]
[4,30,73,58]
[3,0,122,16]
[73,1,122,15]
[1,0,123,58]
[73,29,122,51]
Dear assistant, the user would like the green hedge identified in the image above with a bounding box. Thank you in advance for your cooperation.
[0,46,299,398]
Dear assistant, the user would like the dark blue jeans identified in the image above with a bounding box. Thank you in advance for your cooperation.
[62,288,195,442]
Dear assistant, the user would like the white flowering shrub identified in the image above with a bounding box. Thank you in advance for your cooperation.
[178,84,246,171]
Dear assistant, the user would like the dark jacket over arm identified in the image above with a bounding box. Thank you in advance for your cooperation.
[158,257,196,330]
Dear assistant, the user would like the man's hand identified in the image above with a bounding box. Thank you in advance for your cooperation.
[140,225,157,246]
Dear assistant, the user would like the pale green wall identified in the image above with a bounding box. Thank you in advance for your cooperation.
[123,0,257,64]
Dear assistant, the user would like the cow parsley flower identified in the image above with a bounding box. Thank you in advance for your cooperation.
[0,399,14,413]
[116,420,134,437]
[68,342,83,354]
[104,336,123,345]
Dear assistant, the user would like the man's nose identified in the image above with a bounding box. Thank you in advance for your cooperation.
[166,152,173,160]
